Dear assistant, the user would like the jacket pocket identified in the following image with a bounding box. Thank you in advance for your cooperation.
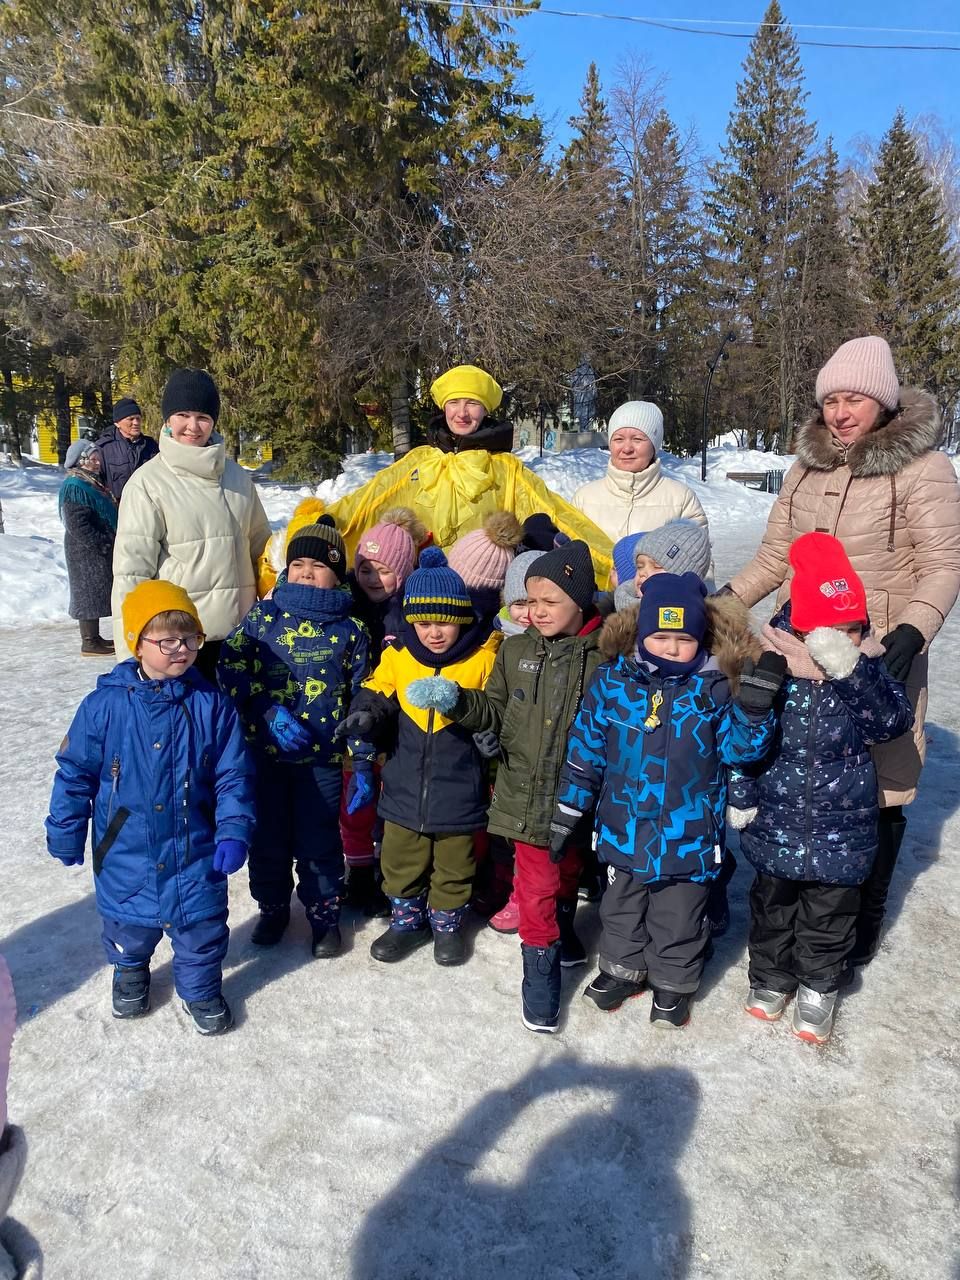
[92,807,131,877]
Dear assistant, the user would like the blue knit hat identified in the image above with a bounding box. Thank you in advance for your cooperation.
[638,572,708,645]
[403,547,474,625]
[612,533,645,586]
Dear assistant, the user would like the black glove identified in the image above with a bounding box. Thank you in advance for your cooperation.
[737,652,788,714]
[472,729,501,760]
[880,623,924,682]
[548,807,582,863]
[332,708,376,743]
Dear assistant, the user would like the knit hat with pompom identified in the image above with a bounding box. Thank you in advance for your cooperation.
[447,511,524,590]
[403,547,474,625]
[355,510,421,588]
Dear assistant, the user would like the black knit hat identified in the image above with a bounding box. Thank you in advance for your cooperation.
[161,369,220,423]
[287,516,347,582]
[112,397,142,423]
[524,539,596,611]
[521,513,560,553]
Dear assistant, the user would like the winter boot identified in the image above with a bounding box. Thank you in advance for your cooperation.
[112,963,150,1018]
[181,995,233,1035]
[430,906,466,967]
[370,895,432,963]
[307,895,343,959]
[850,812,907,965]
[79,619,114,657]
[583,970,646,1012]
[791,985,837,1044]
[488,889,520,934]
[520,941,562,1033]
[345,865,391,918]
[556,897,587,968]
[744,987,791,1022]
[650,990,690,1029]
[251,904,290,947]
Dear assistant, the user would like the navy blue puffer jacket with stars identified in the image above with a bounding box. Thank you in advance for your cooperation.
[218,574,371,765]
[733,605,913,886]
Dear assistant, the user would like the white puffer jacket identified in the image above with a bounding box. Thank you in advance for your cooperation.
[111,432,271,657]
[571,459,708,542]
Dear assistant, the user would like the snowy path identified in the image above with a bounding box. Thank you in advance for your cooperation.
[3,547,960,1278]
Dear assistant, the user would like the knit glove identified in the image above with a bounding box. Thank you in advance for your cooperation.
[51,849,84,867]
[332,708,377,743]
[346,762,376,815]
[804,626,861,680]
[264,705,311,753]
[736,653,788,714]
[406,676,461,714]
[472,729,501,760]
[213,839,247,875]
[880,623,924,682]
[548,805,582,864]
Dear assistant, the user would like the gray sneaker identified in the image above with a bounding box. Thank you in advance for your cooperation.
[791,985,837,1044]
[744,987,790,1021]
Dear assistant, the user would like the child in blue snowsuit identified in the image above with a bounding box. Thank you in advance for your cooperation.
[552,572,783,1028]
[46,581,255,1035]
[219,518,371,958]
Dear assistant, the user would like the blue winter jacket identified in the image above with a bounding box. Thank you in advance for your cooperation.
[557,654,775,884]
[733,607,914,886]
[218,575,371,765]
[46,661,255,927]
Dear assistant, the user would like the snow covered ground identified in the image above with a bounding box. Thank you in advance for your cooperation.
[1,451,959,1278]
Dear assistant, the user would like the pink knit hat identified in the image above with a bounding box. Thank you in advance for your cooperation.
[815,336,899,411]
[355,520,416,587]
[447,511,524,590]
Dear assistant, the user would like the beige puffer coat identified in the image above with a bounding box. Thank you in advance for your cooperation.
[572,459,708,542]
[729,388,960,805]
[111,431,271,658]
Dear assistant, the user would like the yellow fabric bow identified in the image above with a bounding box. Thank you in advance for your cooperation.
[412,450,498,547]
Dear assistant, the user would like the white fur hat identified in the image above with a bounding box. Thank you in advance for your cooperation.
[607,401,664,454]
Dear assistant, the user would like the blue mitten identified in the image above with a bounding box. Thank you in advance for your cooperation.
[264,704,312,753]
[213,839,247,874]
[346,764,376,816]
[51,849,84,867]
[406,676,461,714]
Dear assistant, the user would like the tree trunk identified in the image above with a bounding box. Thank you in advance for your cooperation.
[390,372,412,458]
[100,374,113,424]
[1,368,24,466]
[54,370,72,464]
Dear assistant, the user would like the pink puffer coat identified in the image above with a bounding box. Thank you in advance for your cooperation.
[729,388,960,805]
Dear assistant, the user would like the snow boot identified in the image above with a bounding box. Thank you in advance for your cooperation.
[307,894,343,959]
[556,897,587,968]
[583,970,645,1011]
[112,963,150,1018]
[181,995,233,1036]
[650,990,690,1029]
[744,987,791,1022]
[345,865,390,918]
[430,906,466,966]
[850,812,907,965]
[370,895,431,963]
[488,889,520,934]
[791,985,837,1044]
[79,619,114,658]
[251,904,290,947]
[520,941,561,1033]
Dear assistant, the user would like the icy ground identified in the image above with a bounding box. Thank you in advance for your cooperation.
[1,458,959,1278]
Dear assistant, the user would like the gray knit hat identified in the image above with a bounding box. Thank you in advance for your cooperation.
[633,520,711,580]
[65,439,96,469]
[503,550,545,606]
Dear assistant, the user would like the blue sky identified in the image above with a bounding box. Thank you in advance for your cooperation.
[507,1,960,162]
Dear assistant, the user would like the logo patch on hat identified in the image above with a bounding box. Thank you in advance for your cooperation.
[364,541,381,555]
[659,606,685,629]
[819,578,849,598]
[328,548,341,563]
[665,543,681,561]
[563,563,574,577]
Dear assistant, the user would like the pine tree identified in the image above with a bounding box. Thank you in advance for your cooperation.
[855,110,960,417]
[561,63,617,183]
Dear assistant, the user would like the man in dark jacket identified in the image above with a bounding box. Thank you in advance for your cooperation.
[93,397,158,501]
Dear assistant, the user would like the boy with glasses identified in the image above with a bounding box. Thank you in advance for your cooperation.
[46,581,254,1035]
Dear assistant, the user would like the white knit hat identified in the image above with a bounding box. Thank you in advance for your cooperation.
[815,336,899,411]
[607,401,664,454]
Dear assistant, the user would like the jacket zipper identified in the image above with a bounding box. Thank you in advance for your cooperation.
[802,684,820,879]
[418,665,439,833]
[107,756,121,824]
[656,679,675,866]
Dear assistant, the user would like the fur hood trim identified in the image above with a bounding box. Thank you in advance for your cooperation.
[599,593,762,691]
[792,387,941,477]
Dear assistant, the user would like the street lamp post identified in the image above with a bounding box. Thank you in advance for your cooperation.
[701,331,737,483]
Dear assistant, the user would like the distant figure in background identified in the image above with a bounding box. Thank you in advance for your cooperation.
[59,438,118,657]
[571,357,597,433]
[92,396,158,502]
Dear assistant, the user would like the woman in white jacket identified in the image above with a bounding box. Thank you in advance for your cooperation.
[572,401,708,544]
[111,369,271,676]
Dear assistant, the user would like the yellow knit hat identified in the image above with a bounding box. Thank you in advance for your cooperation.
[122,581,203,649]
[430,364,503,413]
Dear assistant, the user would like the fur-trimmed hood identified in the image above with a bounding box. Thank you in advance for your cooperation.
[599,593,762,692]
[793,387,941,478]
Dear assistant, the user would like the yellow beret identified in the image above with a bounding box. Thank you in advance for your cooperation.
[122,580,202,648]
[430,365,503,413]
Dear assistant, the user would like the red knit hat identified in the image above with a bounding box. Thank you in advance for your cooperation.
[788,533,867,631]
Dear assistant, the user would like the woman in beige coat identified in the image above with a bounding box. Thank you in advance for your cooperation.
[112,369,271,677]
[728,336,960,964]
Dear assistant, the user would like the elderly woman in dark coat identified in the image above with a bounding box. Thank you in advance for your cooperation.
[59,439,118,656]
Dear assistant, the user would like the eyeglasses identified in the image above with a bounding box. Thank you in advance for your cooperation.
[141,634,205,655]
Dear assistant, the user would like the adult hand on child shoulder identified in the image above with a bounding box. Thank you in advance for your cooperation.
[346,762,376,815]
[213,839,247,875]
[737,652,787,714]
[879,623,924,683]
